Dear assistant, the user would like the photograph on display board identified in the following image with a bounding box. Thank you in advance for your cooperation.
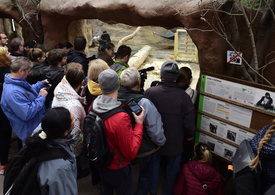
[224,149,233,160]
[226,130,236,142]
[207,141,215,152]
[255,92,274,111]
[209,123,218,134]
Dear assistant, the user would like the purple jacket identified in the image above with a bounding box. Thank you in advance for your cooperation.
[144,80,195,156]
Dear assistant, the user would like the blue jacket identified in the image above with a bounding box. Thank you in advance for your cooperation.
[0,74,46,141]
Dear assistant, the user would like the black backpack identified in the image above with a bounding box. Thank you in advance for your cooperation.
[231,139,262,195]
[83,107,124,169]
[4,146,70,195]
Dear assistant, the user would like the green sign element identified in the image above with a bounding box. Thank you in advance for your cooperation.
[200,74,206,92]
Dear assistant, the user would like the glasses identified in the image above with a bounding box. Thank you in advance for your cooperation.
[1,37,8,40]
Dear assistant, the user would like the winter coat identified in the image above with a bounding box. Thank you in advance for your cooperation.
[97,50,114,66]
[179,85,198,104]
[92,94,143,169]
[67,49,89,76]
[38,138,77,195]
[42,65,64,108]
[52,76,86,157]
[26,62,47,85]
[118,87,166,157]
[174,160,224,195]
[251,125,275,194]
[84,79,102,109]
[0,74,46,141]
[110,60,129,87]
[144,80,195,157]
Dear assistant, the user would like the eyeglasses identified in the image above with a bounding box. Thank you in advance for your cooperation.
[1,37,8,40]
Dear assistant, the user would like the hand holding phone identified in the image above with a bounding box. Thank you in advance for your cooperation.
[126,99,142,115]
[44,83,52,92]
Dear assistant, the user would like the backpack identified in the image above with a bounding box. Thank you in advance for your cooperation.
[231,139,262,195]
[83,106,125,168]
[4,146,70,195]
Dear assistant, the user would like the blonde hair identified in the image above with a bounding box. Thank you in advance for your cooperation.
[250,119,275,169]
[193,142,212,164]
[0,47,11,68]
[88,59,109,83]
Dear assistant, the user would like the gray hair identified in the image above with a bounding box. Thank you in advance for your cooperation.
[10,37,23,51]
[120,67,140,88]
[11,57,33,73]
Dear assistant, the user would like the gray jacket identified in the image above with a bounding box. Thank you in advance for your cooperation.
[37,139,77,195]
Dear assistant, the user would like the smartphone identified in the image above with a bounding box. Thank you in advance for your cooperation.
[126,99,142,115]
[44,83,52,92]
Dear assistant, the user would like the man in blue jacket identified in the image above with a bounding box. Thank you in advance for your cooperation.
[1,57,48,142]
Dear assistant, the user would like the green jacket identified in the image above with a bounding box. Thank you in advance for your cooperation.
[110,60,129,87]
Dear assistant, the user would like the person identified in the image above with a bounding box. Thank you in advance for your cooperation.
[42,48,67,108]
[0,57,48,142]
[176,67,198,166]
[176,67,198,104]
[118,67,166,195]
[110,45,131,86]
[51,63,86,178]
[92,69,145,195]
[144,61,195,195]
[67,36,89,75]
[0,33,9,49]
[9,37,24,62]
[174,142,224,195]
[22,40,37,57]
[63,41,73,52]
[0,47,12,174]
[84,59,109,109]
[26,48,47,84]
[25,107,77,194]
[97,42,115,66]
[250,119,275,194]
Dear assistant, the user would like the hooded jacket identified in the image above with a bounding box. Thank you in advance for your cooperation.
[0,74,46,141]
[118,87,166,157]
[85,79,102,109]
[251,125,275,194]
[42,65,64,108]
[52,76,86,157]
[144,80,195,156]
[92,94,143,169]
[38,138,77,195]
[110,60,129,87]
[67,49,89,75]
[174,160,224,195]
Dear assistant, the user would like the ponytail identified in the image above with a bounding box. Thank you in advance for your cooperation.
[250,119,275,169]
[193,142,212,165]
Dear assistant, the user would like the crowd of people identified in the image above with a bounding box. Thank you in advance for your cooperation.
[0,31,274,195]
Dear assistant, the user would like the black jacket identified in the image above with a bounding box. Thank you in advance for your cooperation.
[42,66,64,108]
[26,62,47,85]
[67,49,89,76]
[144,80,195,156]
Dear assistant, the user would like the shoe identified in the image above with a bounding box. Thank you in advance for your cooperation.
[0,165,8,175]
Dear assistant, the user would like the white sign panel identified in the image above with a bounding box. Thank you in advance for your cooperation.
[199,132,237,161]
[200,115,255,145]
[202,96,252,127]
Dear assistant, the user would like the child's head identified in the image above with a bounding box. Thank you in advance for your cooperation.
[193,142,212,164]
[176,67,192,87]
